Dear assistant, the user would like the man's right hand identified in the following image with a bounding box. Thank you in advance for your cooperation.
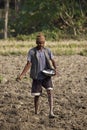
[16,76,21,82]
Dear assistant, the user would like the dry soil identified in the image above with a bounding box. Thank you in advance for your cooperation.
[0,55,87,130]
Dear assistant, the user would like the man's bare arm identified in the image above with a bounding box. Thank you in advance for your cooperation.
[51,59,56,69]
[51,59,57,75]
[16,61,31,81]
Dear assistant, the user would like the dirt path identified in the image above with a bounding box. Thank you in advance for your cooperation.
[0,55,87,130]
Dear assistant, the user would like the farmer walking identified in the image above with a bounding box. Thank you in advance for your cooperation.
[16,33,57,118]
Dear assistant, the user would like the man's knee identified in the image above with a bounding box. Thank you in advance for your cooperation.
[47,89,52,95]
[34,96,39,100]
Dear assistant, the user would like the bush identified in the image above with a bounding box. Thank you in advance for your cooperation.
[79,49,87,56]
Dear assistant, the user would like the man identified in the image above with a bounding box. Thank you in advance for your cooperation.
[16,33,57,118]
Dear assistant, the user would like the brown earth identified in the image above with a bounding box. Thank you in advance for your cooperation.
[0,55,87,130]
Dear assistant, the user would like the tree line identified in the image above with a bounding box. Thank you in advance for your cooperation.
[0,0,87,40]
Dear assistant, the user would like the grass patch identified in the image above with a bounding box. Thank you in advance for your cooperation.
[52,48,76,55]
[0,40,87,56]
[0,75,3,83]
[79,49,87,56]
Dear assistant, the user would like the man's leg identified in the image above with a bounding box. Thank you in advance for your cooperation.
[47,89,55,117]
[34,96,39,114]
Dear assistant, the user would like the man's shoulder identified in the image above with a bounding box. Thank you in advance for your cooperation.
[29,47,37,52]
[44,47,51,53]
[30,47,36,51]
[28,47,36,55]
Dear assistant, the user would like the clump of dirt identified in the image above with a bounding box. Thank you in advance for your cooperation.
[0,55,87,130]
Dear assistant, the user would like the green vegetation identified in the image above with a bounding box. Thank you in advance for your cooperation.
[0,75,3,83]
[79,49,87,56]
[0,0,87,40]
[0,40,87,56]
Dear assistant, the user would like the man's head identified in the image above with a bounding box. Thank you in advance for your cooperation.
[36,33,45,48]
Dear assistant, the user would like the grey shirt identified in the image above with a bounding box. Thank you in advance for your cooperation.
[27,48,54,79]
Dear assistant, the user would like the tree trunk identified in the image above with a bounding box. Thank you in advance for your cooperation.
[4,0,9,39]
[15,0,20,13]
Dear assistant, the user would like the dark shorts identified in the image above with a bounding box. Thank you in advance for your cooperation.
[31,77,53,96]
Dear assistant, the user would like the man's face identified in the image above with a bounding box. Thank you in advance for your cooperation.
[36,34,45,49]
[36,41,45,48]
